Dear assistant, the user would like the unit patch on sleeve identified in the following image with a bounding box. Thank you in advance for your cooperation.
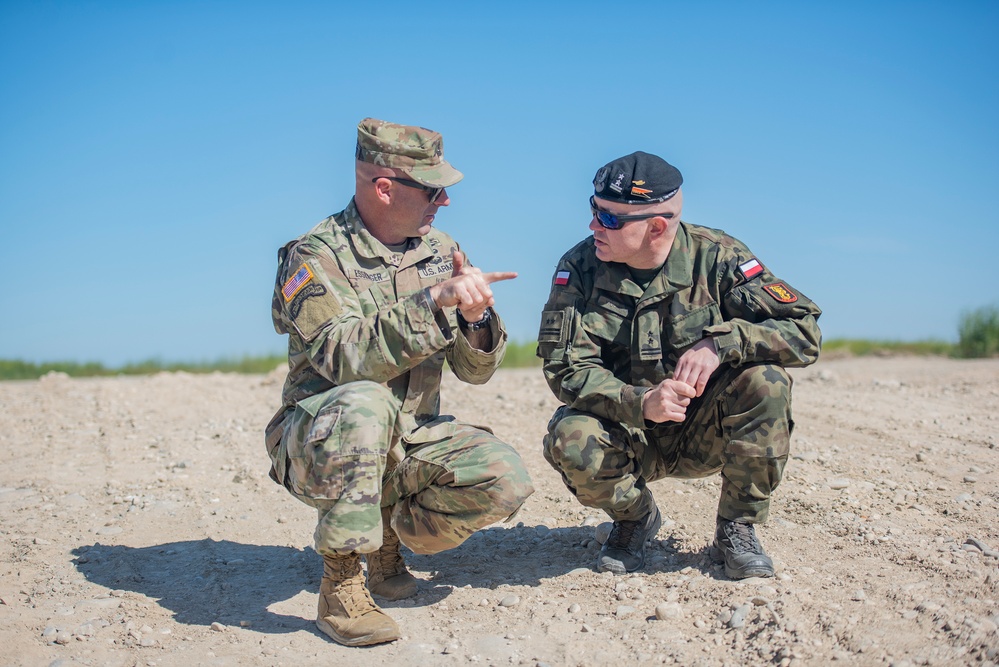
[738,259,763,280]
[282,264,314,302]
[762,282,798,303]
[554,270,570,286]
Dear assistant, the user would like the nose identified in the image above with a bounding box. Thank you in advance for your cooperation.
[435,188,450,207]
[588,215,601,232]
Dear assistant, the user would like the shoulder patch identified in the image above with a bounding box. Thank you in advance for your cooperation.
[738,258,763,280]
[282,264,314,302]
[762,282,798,303]
[554,270,570,286]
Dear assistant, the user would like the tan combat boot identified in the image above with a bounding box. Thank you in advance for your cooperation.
[316,552,400,646]
[366,507,419,600]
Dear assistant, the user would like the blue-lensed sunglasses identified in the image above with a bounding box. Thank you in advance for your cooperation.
[590,195,674,230]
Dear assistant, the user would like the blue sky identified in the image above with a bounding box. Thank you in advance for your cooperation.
[2,1,997,366]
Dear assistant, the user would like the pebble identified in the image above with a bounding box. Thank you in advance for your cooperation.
[852,590,867,601]
[655,602,684,620]
[568,603,580,614]
[729,604,750,629]
[828,479,851,490]
[478,599,490,606]
[594,523,612,545]
[616,605,636,618]
[498,595,520,607]
[964,476,978,484]
[567,568,590,576]
[793,451,820,462]
[209,622,226,632]
[581,623,594,633]
[955,493,973,503]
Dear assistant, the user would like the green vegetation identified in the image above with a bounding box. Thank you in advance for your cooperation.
[6,306,999,381]
[956,304,999,359]
[821,338,954,357]
[500,340,542,368]
[0,355,286,381]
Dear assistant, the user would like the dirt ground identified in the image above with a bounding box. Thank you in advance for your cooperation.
[1,356,997,667]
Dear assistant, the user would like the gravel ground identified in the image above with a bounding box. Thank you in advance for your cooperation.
[1,356,997,667]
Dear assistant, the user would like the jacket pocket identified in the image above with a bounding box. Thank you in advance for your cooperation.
[666,303,721,350]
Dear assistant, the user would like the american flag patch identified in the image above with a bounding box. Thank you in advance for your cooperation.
[282,264,314,302]
[554,270,570,286]
[738,259,763,280]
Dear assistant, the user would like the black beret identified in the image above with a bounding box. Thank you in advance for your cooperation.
[592,151,683,204]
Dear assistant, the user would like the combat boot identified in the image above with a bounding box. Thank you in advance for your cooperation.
[366,507,419,600]
[596,504,662,574]
[316,552,400,646]
[710,517,775,579]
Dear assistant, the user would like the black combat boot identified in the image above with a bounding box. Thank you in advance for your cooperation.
[710,518,775,579]
[596,504,662,574]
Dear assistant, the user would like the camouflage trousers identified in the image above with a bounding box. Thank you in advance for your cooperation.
[268,381,534,556]
[543,363,792,524]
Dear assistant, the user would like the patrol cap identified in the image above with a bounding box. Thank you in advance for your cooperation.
[356,117,463,188]
[592,151,683,204]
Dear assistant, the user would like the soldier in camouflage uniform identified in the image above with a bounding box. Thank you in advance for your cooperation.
[265,118,534,646]
[537,151,821,579]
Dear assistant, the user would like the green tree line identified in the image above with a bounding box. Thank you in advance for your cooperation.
[3,305,996,381]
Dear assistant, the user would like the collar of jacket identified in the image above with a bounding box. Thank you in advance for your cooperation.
[593,222,694,302]
[337,198,433,269]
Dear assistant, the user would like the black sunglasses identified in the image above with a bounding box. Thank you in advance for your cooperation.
[372,177,445,203]
[589,195,674,230]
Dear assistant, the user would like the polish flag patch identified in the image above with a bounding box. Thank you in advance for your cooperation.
[738,259,763,280]
[554,270,570,286]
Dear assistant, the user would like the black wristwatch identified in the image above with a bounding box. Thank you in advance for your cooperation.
[457,307,493,331]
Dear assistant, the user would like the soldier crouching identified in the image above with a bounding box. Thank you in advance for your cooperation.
[538,151,820,579]
[266,118,533,646]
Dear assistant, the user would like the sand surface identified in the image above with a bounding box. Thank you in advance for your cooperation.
[1,356,998,666]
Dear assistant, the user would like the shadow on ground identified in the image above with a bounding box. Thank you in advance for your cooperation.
[70,525,718,630]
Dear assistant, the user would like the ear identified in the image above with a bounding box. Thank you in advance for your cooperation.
[371,177,393,204]
[647,215,671,241]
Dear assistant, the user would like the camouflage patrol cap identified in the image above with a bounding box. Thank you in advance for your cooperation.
[356,117,463,188]
[592,151,683,204]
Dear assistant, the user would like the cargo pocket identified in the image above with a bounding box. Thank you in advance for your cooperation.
[287,403,346,500]
[264,410,290,486]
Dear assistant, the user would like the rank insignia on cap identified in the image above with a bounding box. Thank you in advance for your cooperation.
[763,282,798,303]
[738,258,763,280]
[554,270,570,286]
[282,264,314,302]
[630,186,653,198]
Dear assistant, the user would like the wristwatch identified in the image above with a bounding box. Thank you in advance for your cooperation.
[457,307,493,331]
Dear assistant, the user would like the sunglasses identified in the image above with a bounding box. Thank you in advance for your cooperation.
[372,177,446,204]
[589,195,674,230]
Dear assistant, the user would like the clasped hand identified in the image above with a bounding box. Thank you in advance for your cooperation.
[642,338,720,423]
[427,251,517,322]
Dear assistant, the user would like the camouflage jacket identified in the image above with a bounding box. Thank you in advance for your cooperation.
[267,199,507,444]
[537,222,821,429]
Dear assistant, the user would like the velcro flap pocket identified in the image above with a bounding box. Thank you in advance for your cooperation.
[667,303,721,349]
